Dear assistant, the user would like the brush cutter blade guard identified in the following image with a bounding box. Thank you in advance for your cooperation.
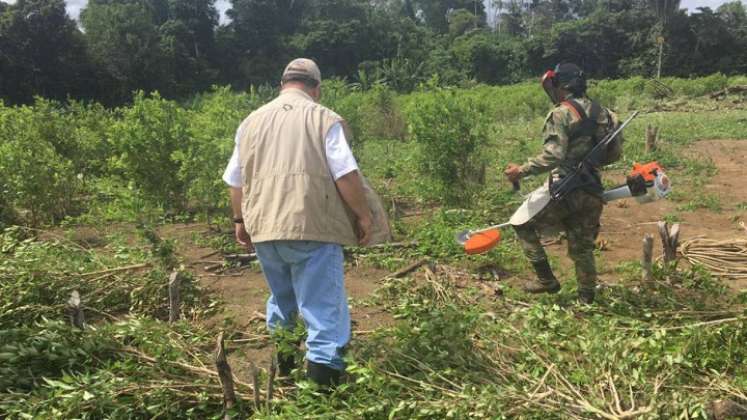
[509,183,553,226]
[463,229,501,255]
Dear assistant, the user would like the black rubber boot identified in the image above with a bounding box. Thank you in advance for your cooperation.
[306,361,341,389]
[577,288,595,304]
[576,268,597,305]
[524,260,561,294]
[277,352,295,377]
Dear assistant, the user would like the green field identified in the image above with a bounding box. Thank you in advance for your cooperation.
[1,75,746,418]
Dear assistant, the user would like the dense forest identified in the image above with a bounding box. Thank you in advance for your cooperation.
[1,0,747,105]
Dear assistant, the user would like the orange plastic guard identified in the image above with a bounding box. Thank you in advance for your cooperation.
[464,229,502,255]
[630,162,663,183]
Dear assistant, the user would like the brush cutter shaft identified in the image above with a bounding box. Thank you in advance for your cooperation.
[455,221,512,247]
[471,222,511,235]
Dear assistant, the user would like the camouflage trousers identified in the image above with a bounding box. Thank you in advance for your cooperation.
[513,189,603,293]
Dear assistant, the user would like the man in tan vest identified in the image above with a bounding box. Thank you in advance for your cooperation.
[223,58,372,388]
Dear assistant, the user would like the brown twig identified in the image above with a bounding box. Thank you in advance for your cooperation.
[214,332,237,415]
[251,362,261,410]
[377,257,429,282]
[80,263,151,278]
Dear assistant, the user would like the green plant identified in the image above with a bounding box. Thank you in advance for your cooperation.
[109,91,190,211]
[404,85,491,204]
[0,227,211,327]
[175,87,262,217]
[0,102,84,225]
[677,193,722,212]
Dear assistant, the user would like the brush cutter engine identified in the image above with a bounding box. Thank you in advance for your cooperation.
[602,162,671,203]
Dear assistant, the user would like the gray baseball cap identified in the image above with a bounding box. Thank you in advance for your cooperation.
[282,58,322,85]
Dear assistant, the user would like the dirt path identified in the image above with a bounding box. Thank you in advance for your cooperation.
[545,139,747,291]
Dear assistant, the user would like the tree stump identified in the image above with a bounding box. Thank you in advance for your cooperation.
[642,234,654,286]
[168,270,181,323]
[657,221,680,263]
[214,332,237,418]
[67,290,85,329]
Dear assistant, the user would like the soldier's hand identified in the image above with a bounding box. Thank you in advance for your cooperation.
[234,222,254,251]
[504,163,523,184]
[356,213,373,246]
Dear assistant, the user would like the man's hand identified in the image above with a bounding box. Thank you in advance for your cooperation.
[335,170,374,246]
[504,163,523,184]
[356,214,373,246]
[228,187,253,251]
[234,222,254,251]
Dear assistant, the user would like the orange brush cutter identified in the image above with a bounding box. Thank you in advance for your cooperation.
[455,222,510,255]
[456,161,672,255]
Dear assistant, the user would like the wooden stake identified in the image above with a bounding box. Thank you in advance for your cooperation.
[669,223,680,257]
[250,362,261,410]
[168,271,181,323]
[67,290,85,329]
[645,125,658,153]
[642,234,654,286]
[266,355,277,409]
[214,332,237,417]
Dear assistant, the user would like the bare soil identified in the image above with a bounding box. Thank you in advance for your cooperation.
[156,223,393,379]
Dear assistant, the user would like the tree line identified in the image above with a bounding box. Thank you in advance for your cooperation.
[1,0,746,106]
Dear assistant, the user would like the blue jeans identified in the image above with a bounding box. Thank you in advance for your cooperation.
[254,240,351,371]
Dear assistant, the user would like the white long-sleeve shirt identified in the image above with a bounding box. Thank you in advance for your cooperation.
[222,121,359,188]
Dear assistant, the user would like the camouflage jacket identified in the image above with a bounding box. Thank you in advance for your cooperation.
[519,94,618,180]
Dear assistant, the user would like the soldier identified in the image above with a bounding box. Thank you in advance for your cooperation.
[504,63,622,304]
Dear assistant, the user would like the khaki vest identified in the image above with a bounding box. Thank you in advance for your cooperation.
[238,88,359,245]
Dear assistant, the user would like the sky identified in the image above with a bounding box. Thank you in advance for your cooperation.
[0,0,742,23]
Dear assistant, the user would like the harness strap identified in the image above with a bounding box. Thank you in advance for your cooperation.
[561,99,601,144]
[550,99,605,199]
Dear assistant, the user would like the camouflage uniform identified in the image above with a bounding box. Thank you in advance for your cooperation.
[514,94,617,296]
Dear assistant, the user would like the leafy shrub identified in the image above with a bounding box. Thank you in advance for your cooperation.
[22,99,114,176]
[63,100,115,177]
[666,72,729,97]
[108,92,190,210]
[175,87,260,215]
[374,57,427,92]
[0,102,83,225]
[403,85,491,204]
[358,85,406,142]
[321,78,365,149]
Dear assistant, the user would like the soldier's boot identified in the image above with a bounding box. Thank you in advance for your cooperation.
[523,260,561,294]
[306,361,341,390]
[577,288,595,304]
[575,267,597,304]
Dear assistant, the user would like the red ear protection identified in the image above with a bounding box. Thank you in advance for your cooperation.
[541,70,560,104]
[541,69,557,87]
